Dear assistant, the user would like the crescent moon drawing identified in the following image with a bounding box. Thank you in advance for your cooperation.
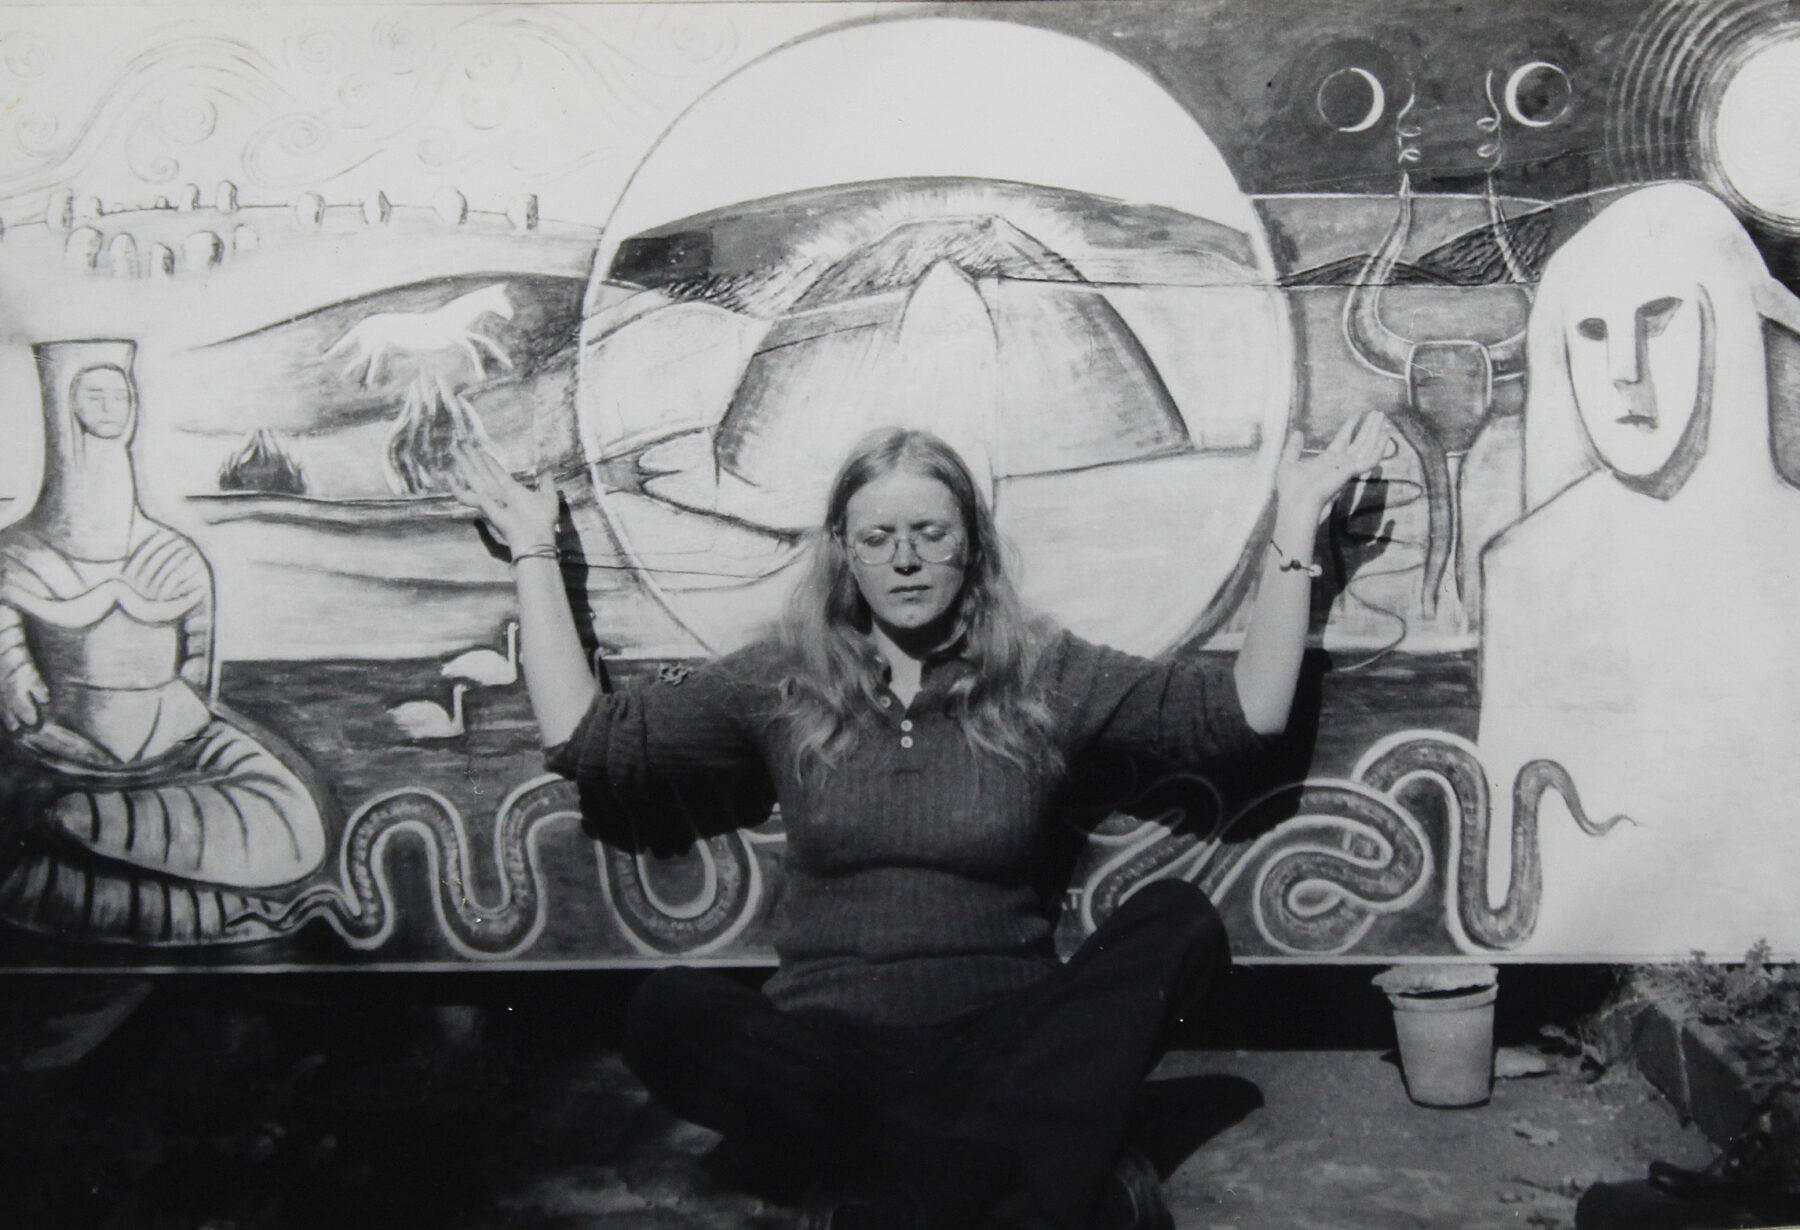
[1319,66,1386,134]
[1504,61,1570,128]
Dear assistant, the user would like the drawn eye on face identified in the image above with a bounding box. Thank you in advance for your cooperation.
[1639,296,1683,337]
[1502,61,1572,128]
[1577,317,1607,342]
[1318,66,1387,134]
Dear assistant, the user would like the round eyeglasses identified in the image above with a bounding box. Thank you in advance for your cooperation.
[845,525,963,566]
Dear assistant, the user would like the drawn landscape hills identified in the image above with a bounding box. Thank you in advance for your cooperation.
[0,183,1605,530]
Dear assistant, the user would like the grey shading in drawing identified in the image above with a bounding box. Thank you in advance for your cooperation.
[1328,47,1564,622]
[0,341,328,944]
[1478,184,1800,957]
[574,18,1292,659]
[384,375,502,497]
[218,430,307,496]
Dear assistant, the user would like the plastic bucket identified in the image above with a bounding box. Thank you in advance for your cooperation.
[1385,983,1497,1107]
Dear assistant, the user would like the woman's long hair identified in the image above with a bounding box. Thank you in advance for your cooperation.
[773,428,1059,774]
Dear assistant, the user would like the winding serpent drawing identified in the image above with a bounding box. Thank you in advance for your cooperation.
[1083,731,1631,955]
[215,733,1629,960]
[235,774,769,960]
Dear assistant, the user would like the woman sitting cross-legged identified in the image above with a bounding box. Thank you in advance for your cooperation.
[451,417,1382,1230]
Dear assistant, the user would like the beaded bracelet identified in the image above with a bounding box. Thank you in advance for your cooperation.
[510,545,561,567]
[1268,538,1323,578]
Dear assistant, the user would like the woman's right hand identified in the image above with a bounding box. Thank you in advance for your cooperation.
[448,441,560,554]
[448,442,599,746]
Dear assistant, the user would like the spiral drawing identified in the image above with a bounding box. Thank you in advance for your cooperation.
[596,828,767,958]
[1231,778,1435,955]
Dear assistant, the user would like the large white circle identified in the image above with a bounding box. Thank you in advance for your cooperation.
[1714,38,1800,224]
[595,17,1263,275]
[579,15,1295,658]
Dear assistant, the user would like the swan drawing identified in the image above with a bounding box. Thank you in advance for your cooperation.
[387,683,468,740]
[441,621,519,687]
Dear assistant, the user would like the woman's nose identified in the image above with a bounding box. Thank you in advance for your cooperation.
[891,538,923,569]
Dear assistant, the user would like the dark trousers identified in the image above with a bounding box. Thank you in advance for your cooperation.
[622,879,1230,1229]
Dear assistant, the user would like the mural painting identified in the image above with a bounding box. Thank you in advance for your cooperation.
[0,0,1797,969]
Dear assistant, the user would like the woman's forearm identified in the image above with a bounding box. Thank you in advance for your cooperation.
[513,555,599,747]
[1233,502,1320,735]
[446,442,597,746]
[1235,413,1386,734]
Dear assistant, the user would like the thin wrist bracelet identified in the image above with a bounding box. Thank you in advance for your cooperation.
[1268,538,1323,578]
[510,544,561,566]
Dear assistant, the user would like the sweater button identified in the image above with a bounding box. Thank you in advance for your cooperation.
[900,719,914,732]
[900,735,914,749]
[878,696,892,709]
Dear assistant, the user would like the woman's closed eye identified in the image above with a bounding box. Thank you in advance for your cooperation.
[849,523,961,565]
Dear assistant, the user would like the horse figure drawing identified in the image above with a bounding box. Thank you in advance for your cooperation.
[326,283,515,387]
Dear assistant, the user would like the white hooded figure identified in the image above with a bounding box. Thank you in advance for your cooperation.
[0,341,326,945]
[1476,184,1800,957]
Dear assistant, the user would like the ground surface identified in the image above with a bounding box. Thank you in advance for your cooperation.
[1150,1048,1710,1230]
[0,969,1715,1230]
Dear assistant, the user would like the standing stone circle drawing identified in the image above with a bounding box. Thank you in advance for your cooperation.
[0,0,1798,969]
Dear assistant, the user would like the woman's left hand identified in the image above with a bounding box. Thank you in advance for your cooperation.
[1274,410,1388,523]
[448,441,561,553]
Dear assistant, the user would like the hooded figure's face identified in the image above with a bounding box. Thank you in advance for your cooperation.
[70,366,134,440]
[1565,281,1706,481]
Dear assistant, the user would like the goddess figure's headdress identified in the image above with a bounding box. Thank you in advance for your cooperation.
[23,339,140,559]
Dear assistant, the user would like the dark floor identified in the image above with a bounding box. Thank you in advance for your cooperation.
[0,966,1713,1230]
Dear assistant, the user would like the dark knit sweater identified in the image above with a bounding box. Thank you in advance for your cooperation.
[546,631,1263,1026]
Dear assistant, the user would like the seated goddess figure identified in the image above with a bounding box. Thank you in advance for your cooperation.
[0,340,326,945]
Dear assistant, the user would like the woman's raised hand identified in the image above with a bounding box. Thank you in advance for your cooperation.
[449,440,598,744]
[1274,410,1389,523]
[447,441,560,553]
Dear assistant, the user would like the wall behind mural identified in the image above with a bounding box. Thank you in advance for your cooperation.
[2,0,1798,970]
